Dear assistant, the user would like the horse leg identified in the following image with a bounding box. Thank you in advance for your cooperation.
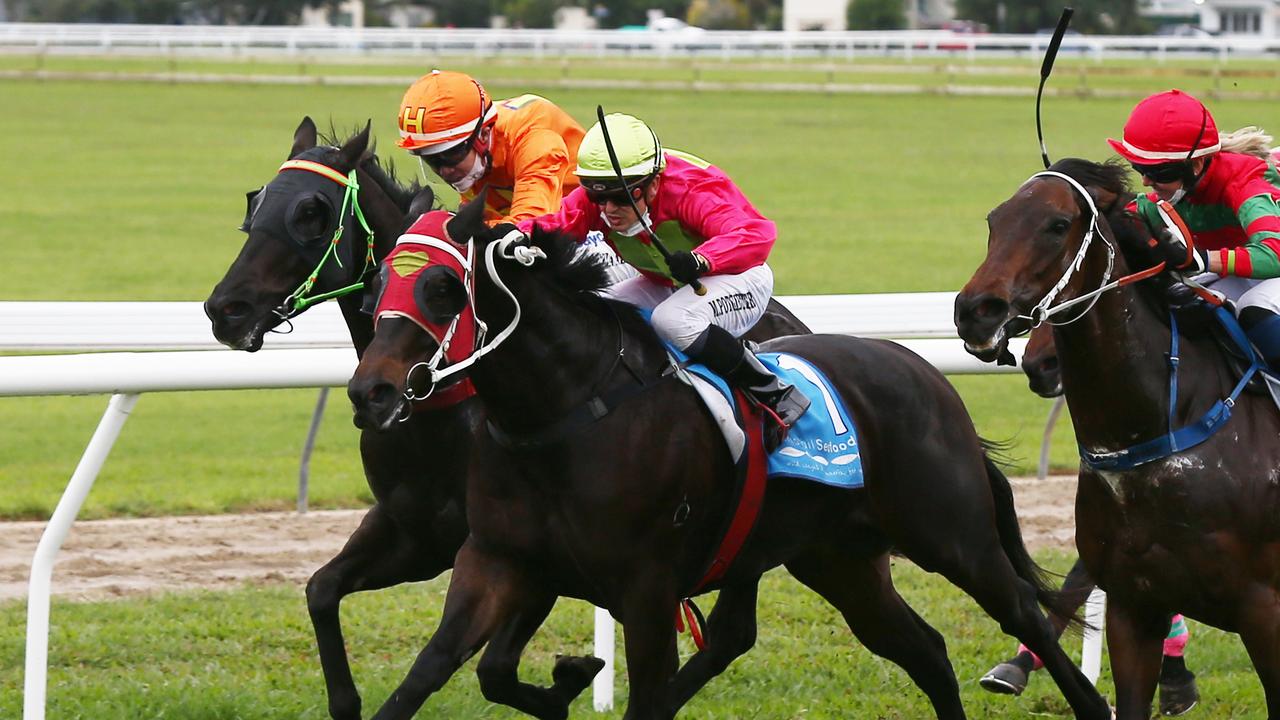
[619,579,680,720]
[664,581,761,715]
[306,504,442,720]
[878,459,1109,719]
[370,541,532,720]
[981,557,1094,695]
[1236,585,1280,717]
[1105,599,1167,719]
[787,548,966,720]
[474,591,605,720]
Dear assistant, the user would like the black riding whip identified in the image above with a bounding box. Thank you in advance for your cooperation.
[1036,7,1075,169]
[595,105,707,296]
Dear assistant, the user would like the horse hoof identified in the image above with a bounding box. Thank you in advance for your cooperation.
[552,654,607,698]
[1159,674,1199,716]
[979,662,1029,696]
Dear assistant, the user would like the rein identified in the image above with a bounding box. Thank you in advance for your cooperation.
[273,158,376,320]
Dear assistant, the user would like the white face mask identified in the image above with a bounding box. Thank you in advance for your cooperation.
[601,209,651,237]
[448,153,488,193]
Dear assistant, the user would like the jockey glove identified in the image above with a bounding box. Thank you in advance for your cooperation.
[1155,227,1208,275]
[668,251,709,285]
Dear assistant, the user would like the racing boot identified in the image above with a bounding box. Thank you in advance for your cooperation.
[688,325,811,452]
[1242,307,1280,372]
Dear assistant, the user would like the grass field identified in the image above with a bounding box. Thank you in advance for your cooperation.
[2,62,1279,518]
[0,555,1266,718]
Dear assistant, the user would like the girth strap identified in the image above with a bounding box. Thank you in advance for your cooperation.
[687,390,768,595]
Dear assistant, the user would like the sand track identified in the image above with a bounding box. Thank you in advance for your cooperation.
[0,476,1077,602]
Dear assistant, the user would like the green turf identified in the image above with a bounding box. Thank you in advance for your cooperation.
[2,67,1273,518]
[0,553,1264,718]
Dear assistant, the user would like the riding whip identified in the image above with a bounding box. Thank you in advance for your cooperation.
[1036,7,1075,169]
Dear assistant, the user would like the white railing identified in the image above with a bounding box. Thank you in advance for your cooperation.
[5,295,1085,720]
[0,22,1274,62]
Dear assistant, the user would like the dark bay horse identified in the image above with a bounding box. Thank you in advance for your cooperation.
[204,119,605,720]
[956,157,1280,718]
[346,195,1111,719]
[203,118,812,720]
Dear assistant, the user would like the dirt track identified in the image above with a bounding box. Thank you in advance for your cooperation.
[0,476,1077,602]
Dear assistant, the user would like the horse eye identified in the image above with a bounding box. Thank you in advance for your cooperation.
[1048,218,1071,234]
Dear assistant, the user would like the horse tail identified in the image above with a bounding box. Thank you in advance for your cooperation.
[980,446,1086,629]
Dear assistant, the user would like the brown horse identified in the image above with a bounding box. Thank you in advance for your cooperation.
[981,326,1200,715]
[956,157,1279,719]
[345,194,1111,719]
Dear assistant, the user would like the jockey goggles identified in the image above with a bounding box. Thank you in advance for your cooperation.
[582,178,649,206]
[414,139,474,169]
[1130,161,1188,184]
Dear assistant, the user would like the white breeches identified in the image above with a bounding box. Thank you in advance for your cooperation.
[1195,273,1280,313]
[604,263,774,350]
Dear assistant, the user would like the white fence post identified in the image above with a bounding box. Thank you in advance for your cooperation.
[24,392,140,720]
[1080,588,1107,684]
[592,607,615,711]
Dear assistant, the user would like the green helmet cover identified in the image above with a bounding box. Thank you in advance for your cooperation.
[576,113,666,179]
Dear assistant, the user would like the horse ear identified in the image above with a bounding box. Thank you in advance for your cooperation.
[335,121,372,173]
[289,116,317,159]
[447,190,490,244]
[1089,185,1120,215]
[405,186,437,229]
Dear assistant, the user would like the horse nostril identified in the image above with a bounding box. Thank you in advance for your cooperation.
[974,298,1009,321]
[1040,357,1059,374]
[220,301,252,322]
[366,383,397,407]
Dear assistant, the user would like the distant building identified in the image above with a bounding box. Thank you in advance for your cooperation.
[555,6,598,30]
[784,0,955,32]
[301,1,365,29]
[1141,0,1280,36]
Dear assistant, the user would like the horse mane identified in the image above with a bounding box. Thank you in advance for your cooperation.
[526,224,615,297]
[317,127,422,214]
[1046,157,1154,260]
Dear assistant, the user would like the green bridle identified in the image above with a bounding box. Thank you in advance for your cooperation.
[274,158,376,319]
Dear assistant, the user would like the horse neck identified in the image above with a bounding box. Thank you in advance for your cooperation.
[338,165,405,357]
[1053,248,1228,453]
[469,258,623,432]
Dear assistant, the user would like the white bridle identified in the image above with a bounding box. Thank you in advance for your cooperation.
[1017,170,1116,328]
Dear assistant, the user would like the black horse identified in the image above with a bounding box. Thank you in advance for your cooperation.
[956,157,1280,719]
[203,118,812,720]
[346,194,1111,719]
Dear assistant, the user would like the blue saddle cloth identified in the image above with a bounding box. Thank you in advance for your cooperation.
[684,352,865,490]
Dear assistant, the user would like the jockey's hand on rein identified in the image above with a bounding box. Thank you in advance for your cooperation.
[1155,227,1208,275]
[668,251,709,285]
[492,222,529,247]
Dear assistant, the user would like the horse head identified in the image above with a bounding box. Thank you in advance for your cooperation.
[349,193,622,431]
[954,158,1135,363]
[348,194,489,430]
[1022,324,1062,398]
[205,117,426,352]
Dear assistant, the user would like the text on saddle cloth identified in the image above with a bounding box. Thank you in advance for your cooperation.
[676,350,864,490]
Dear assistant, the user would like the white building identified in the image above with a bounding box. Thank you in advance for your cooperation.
[301,0,365,29]
[784,0,955,32]
[1142,0,1280,36]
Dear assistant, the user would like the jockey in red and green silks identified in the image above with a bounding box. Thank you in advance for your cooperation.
[519,112,810,439]
[1110,89,1280,366]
